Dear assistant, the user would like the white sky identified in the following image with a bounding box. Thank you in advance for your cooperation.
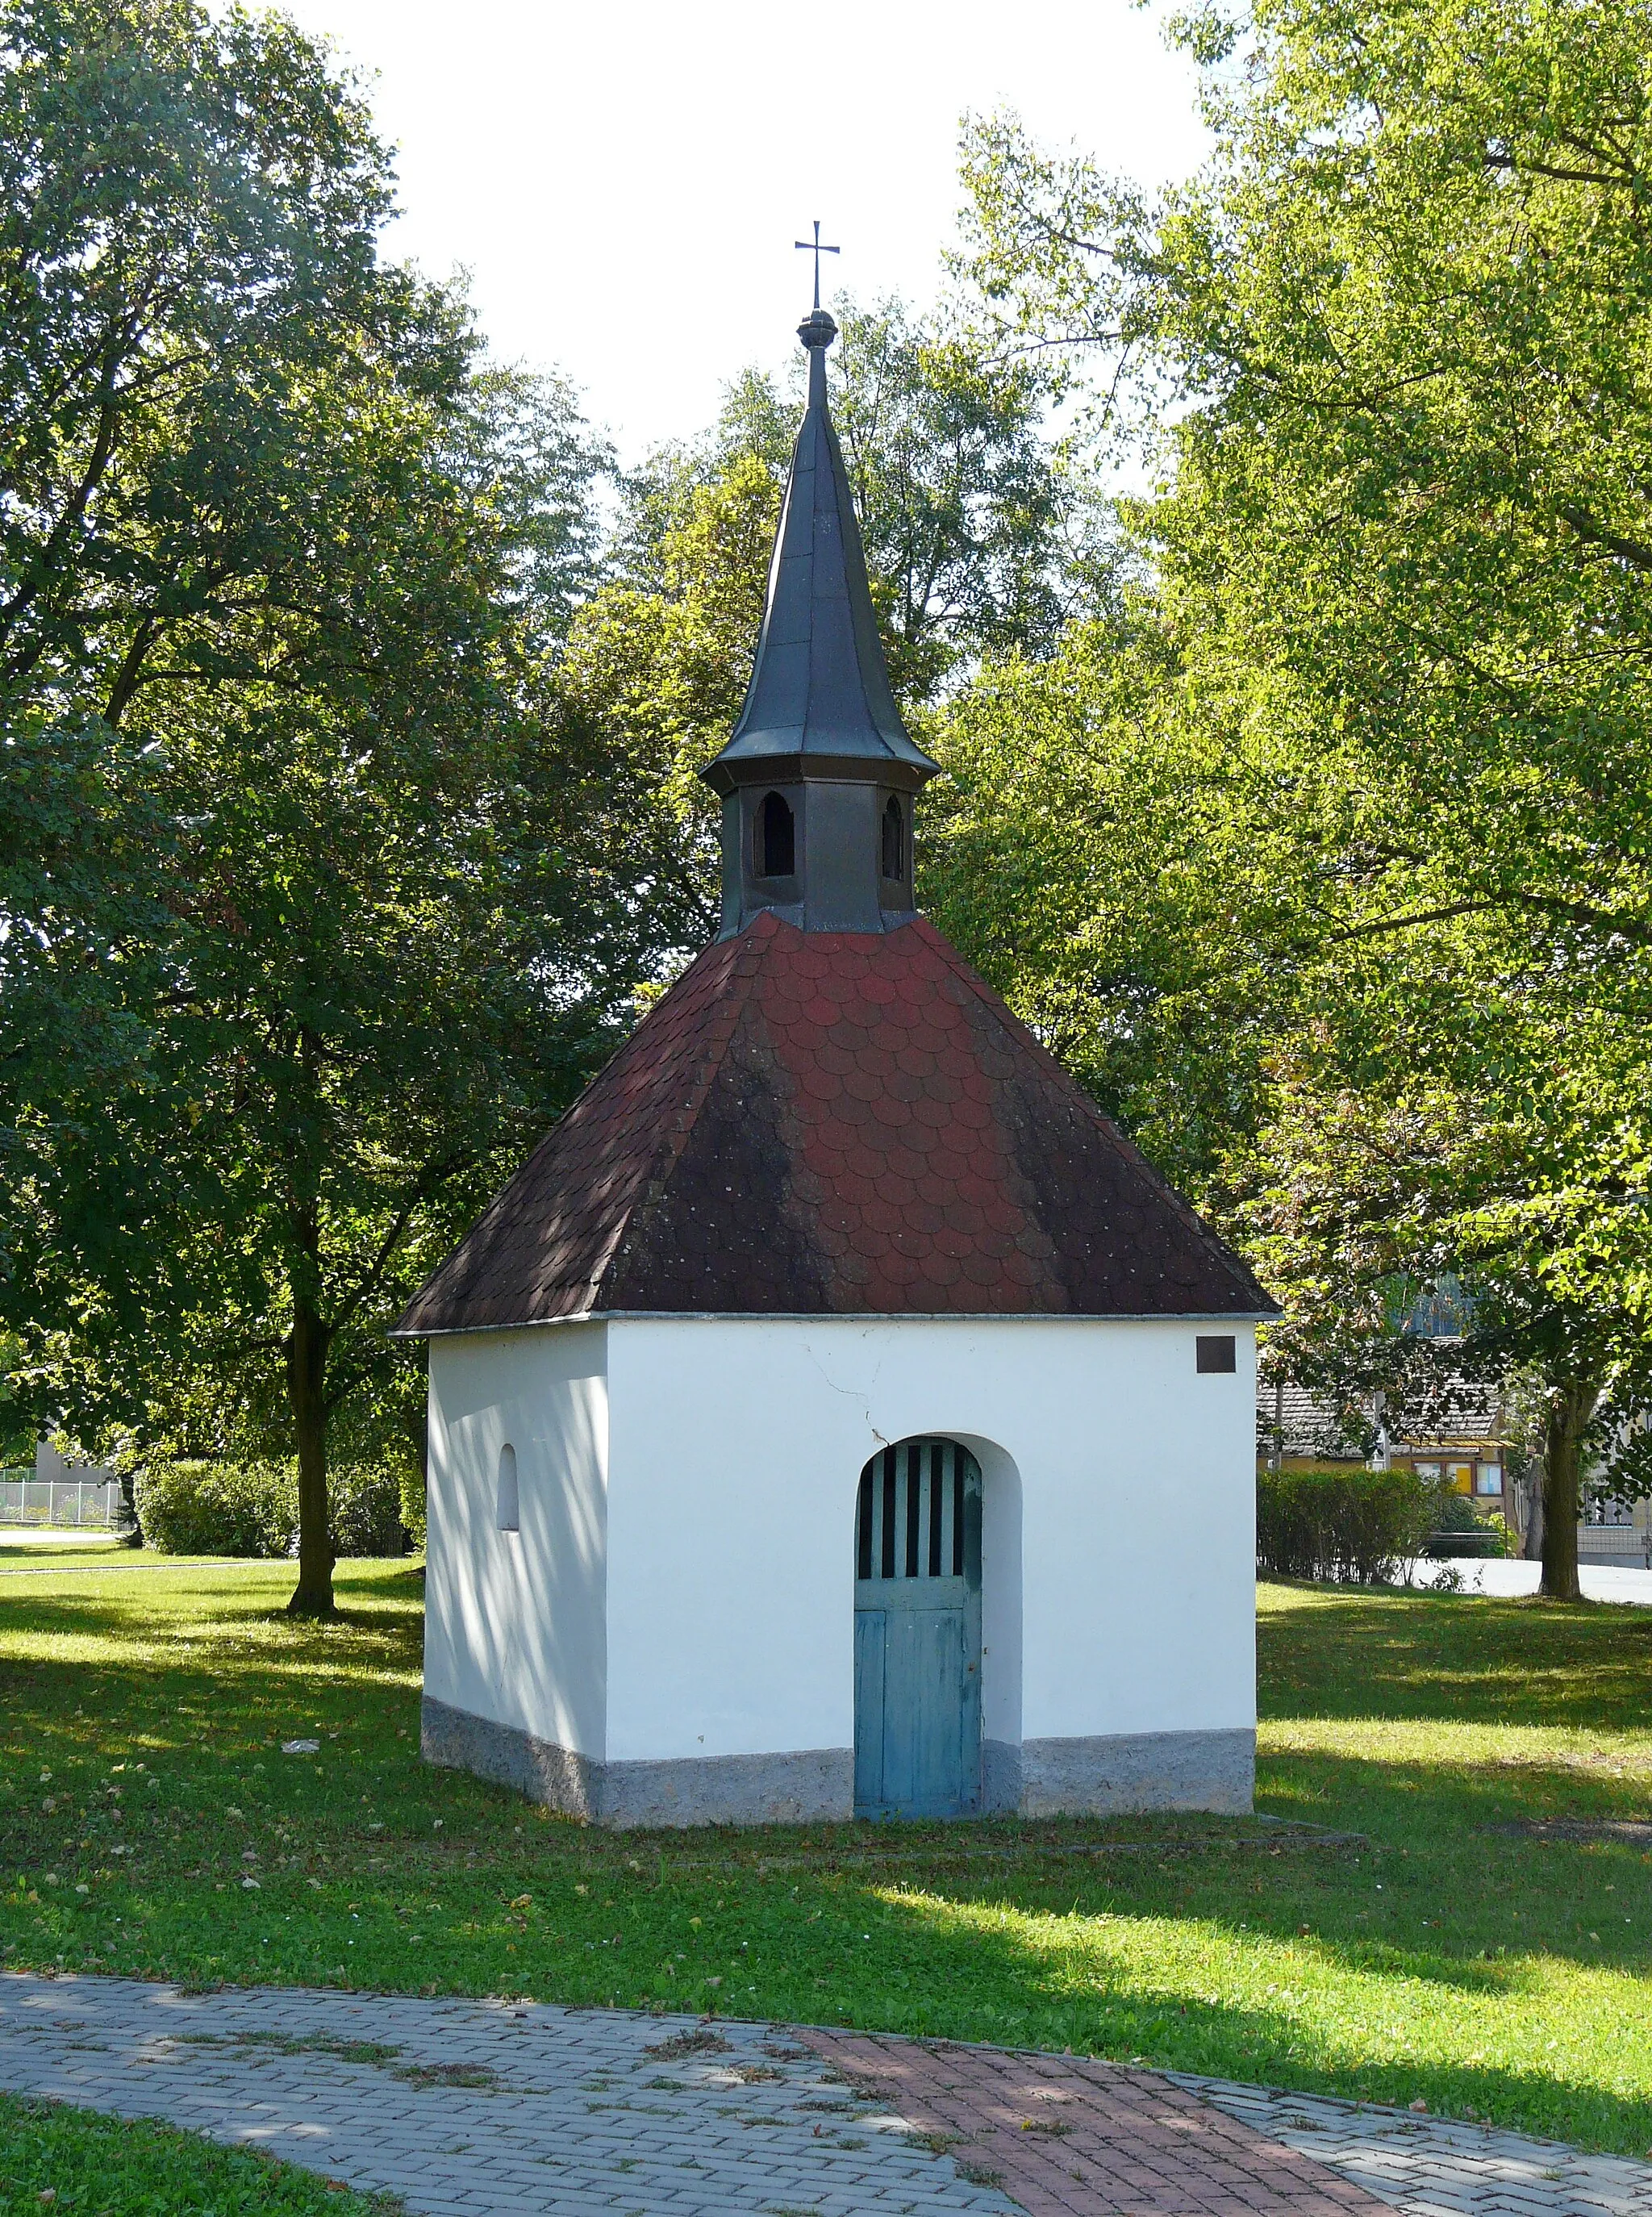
[275,0,1208,463]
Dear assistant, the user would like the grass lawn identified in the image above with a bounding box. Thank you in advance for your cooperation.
[0,2090,402,2212]
[0,1556,1647,2154]
[0,1540,164,1563]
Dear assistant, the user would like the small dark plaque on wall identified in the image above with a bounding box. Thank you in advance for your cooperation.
[1196,1334,1237,1373]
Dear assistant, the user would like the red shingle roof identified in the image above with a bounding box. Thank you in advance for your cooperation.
[394,911,1274,1334]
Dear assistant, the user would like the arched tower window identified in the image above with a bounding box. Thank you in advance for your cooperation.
[881,795,904,881]
[495,1443,519,1533]
[757,791,795,878]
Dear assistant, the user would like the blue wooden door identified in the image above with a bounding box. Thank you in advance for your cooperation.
[853,1439,981,1818]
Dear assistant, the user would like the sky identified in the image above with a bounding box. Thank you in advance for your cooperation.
[275,0,1209,463]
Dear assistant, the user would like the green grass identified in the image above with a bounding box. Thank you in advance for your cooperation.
[0,1560,1648,2153]
[0,2090,402,2212]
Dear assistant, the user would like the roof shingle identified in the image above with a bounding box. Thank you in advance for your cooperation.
[394,910,1274,1334]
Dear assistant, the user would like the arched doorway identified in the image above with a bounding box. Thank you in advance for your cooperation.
[853,1438,982,1818]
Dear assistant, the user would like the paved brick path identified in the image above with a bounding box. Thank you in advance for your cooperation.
[802,2031,1383,2216]
[1183,2077,1652,2217]
[0,1974,1648,2216]
[0,1977,1020,2216]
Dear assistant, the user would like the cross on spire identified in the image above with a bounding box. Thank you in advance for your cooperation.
[794,220,840,314]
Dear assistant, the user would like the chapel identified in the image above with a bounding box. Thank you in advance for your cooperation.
[393,290,1274,1827]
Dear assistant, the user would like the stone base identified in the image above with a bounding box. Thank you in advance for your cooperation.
[424,1700,1254,1826]
[420,1696,601,1816]
[982,1736,1023,1814]
[602,1747,853,1828]
[421,1698,853,1827]
[1019,1727,1254,1816]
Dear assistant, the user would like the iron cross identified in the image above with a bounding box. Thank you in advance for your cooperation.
[795,221,841,313]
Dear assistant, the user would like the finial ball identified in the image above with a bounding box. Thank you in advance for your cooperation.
[797,309,837,351]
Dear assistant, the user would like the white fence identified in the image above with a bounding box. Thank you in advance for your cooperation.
[0,1470,124,1530]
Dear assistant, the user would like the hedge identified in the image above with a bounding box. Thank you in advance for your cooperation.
[1256,1462,1437,1584]
[134,1459,409,1559]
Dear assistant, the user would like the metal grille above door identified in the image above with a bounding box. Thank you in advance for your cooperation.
[853,1438,982,1819]
[856,1438,976,1584]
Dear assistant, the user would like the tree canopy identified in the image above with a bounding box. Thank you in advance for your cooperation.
[17,0,1651,1606]
[2,0,624,1611]
[951,0,1652,1592]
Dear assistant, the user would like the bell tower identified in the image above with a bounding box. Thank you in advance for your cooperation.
[701,304,940,936]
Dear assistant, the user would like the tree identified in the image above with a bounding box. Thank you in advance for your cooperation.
[2,0,626,1613]
[1236,987,1652,1601]
[1,0,421,1247]
[828,301,1102,699]
[551,450,781,964]
[31,347,625,1615]
[954,0,1652,1597]
[920,619,1286,1193]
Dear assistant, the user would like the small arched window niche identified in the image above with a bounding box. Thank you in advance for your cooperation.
[881,794,906,883]
[757,791,795,879]
[495,1442,519,1533]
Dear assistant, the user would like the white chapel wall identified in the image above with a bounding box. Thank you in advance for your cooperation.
[1012,1321,1255,1745]
[425,1321,609,1758]
[603,1318,854,1767]
[603,1314,1255,1769]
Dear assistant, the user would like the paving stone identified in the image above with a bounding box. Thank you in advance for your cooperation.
[0,1977,1021,2215]
[1171,2077,1652,2217]
[1,1977,1647,2215]
[800,2027,1394,2215]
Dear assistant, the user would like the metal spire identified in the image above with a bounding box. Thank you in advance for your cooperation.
[704,273,935,788]
[700,260,939,937]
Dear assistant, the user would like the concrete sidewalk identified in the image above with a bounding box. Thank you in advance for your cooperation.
[1404,1560,1652,1605]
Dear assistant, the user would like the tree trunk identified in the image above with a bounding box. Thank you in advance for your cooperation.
[1521,1459,1544,1561]
[1539,1373,1596,1602]
[119,1468,143,1548]
[286,1298,335,1617]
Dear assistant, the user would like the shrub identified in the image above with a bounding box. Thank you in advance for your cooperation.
[397,1456,426,1553]
[1257,1462,1436,1584]
[1426,1491,1517,1559]
[329,1461,407,1557]
[135,1459,297,1558]
[136,1459,410,1558]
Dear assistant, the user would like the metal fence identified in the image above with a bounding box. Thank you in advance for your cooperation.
[0,1470,124,1530]
[1579,1519,1652,1568]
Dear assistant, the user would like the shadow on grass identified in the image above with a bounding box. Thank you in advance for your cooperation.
[725,1811,1584,1994]
[0,1568,428,1788]
[1260,1735,1652,1832]
[0,1576,425,1651]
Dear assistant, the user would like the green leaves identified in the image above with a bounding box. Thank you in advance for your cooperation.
[0,2,627,1607]
[828,301,1093,696]
[952,1,1652,1568]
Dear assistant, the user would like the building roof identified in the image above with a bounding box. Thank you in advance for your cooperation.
[1256,1376,1507,1458]
[394,910,1275,1335]
[702,312,939,795]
